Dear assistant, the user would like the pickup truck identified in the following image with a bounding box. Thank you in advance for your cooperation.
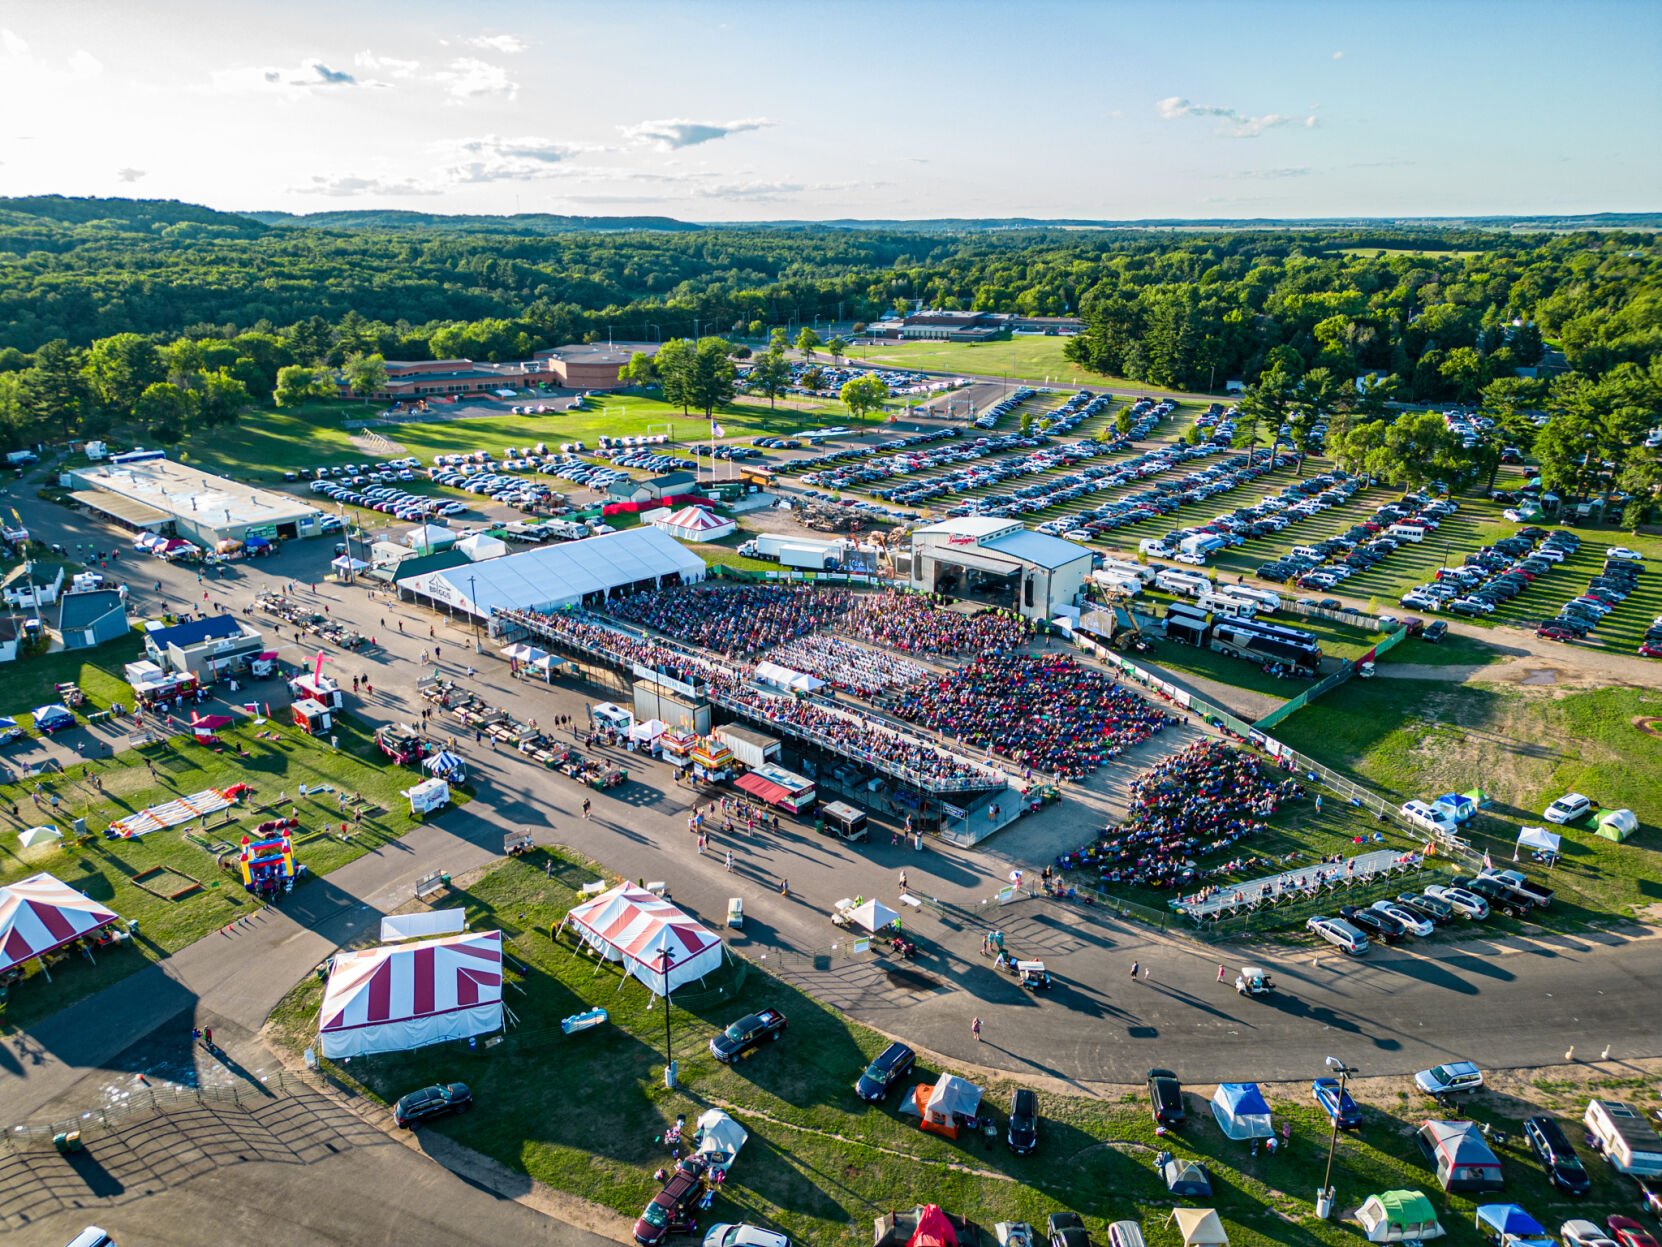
[1451,874,1535,919]
[1478,868,1554,909]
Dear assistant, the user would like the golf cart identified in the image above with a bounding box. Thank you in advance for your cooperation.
[1016,960,1053,991]
[1235,966,1274,997]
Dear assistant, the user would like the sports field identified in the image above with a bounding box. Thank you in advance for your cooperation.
[853,335,1203,393]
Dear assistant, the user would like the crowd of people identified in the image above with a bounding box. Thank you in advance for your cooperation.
[842,590,1034,656]
[886,654,1174,780]
[1056,740,1304,891]
[764,633,928,699]
[603,584,853,658]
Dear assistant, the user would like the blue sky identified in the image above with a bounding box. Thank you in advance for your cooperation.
[1,0,1657,219]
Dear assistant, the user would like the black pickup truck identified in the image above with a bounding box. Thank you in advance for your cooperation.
[1451,874,1535,919]
[1478,868,1554,908]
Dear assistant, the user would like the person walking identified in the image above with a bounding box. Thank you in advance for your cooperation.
[581,798,591,820]
[898,870,908,893]
[724,850,734,873]
[971,1016,982,1043]
[1130,960,1141,981]
[1217,963,1227,984]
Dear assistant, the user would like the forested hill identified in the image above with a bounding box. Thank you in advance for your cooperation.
[244,209,702,234]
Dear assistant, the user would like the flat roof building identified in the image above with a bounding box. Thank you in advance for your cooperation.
[904,516,1092,622]
[69,459,325,547]
[143,614,266,679]
[531,343,635,390]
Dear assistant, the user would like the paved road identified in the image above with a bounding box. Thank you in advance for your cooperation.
[5,473,1661,1215]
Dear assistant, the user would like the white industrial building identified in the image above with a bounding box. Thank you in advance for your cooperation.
[398,525,706,621]
[904,516,1092,622]
[69,459,325,546]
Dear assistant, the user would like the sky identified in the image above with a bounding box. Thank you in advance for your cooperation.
[1,0,1659,221]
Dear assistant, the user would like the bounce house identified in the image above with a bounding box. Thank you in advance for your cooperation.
[239,828,297,898]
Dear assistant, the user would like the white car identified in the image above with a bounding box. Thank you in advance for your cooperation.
[1413,1060,1484,1095]
[1399,800,1459,838]
[1544,792,1592,824]
[1607,547,1644,563]
[1424,885,1491,920]
[705,1227,790,1247]
[1306,915,1370,955]
[1371,901,1434,937]
[1561,1219,1620,1247]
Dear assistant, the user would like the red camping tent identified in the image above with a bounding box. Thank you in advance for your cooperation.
[908,1206,959,1247]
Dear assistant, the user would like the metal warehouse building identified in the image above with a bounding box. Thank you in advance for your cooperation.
[903,516,1092,622]
[69,459,325,547]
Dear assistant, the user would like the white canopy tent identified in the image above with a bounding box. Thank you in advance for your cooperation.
[404,523,458,551]
[1515,826,1561,856]
[629,718,668,745]
[400,527,705,620]
[846,898,899,933]
[457,533,508,562]
[19,825,62,848]
[1170,1209,1229,1247]
[652,505,735,543]
[755,660,826,694]
[560,883,725,996]
[695,1109,748,1174]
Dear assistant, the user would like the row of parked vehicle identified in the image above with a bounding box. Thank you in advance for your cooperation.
[1249,490,1451,592]
[1135,471,1369,570]
[781,426,958,478]
[804,430,1040,496]
[974,385,1038,429]
[1307,864,1557,956]
[1400,525,1574,617]
[285,456,422,484]
[1536,546,1652,653]
[309,478,466,521]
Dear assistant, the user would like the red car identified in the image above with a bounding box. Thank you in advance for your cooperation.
[1537,625,1576,642]
[1639,642,1662,659]
[1609,1215,1662,1247]
[634,1159,706,1246]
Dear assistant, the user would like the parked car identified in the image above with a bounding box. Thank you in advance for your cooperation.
[856,1042,916,1102]
[1608,1217,1662,1247]
[1339,905,1403,944]
[1524,1115,1593,1196]
[392,1081,473,1128]
[1312,1077,1362,1129]
[1561,1220,1620,1247]
[1307,915,1370,955]
[1146,1068,1186,1126]
[1607,548,1645,563]
[1371,900,1434,938]
[1415,1061,1484,1095]
[1047,1211,1092,1247]
[1423,620,1448,642]
[635,1159,707,1246]
[703,1225,790,1247]
[709,1009,788,1063]
[1545,793,1593,824]
[1424,884,1491,920]
[1397,892,1455,925]
[1008,1088,1040,1155]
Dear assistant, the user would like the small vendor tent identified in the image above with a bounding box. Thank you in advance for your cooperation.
[422,751,467,783]
[1170,1209,1229,1247]
[694,1108,747,1174]
[1419,1120,1503,1191]
[629,718,668,747]
[19,825,62,849]
[847,898,899,933]
[917,1073,983,1139]
[318,929,503,1058]
[32,704,75,733]
[0,873,120,975]
[908,1206,959,1247]
[1356,1190,1444,1243]
[1515,826,1561,857]
[560,883,725,996]
[331,556,370,574]
[1210,1083,1274,1140]
[456,533,508,562]
[405,523,458,552]
[1596,808,1637,841]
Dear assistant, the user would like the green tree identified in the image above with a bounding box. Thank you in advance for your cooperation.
[1237,355,1302,465]
[685,337,738,419]
[654,339,695,414]
[751,348,791,409]
[22,340,90,438]
[1438,347,1486,404]
[84,332,165,414]
[195,369,250,429]
[1287,366,1344,475]
[619,351,660,388]
[1019,410,1033,435]
[273,364,330,408]
[133,381,195,443]
[826,336,848,365]
[342,352,388,403]
[746,320,766,340]
[769,327,791,353]
[1114,408,1134,437]
[795,327,822,360]
[840,374,888,425]
[799,366,825,393]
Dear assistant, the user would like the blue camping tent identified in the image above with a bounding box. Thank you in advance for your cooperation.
[1473,1205,1551,1246]
[1210,1083,1274,1140]
[1433,793,1476,824]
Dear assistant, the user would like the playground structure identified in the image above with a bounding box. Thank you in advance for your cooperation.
[237,824,298,898]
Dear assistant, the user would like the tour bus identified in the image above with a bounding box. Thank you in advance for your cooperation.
[1225,585,1282,614]
[1154,568,1212,598]
[1209,618,1322,673]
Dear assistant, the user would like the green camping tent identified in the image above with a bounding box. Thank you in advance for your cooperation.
[1596,808,1637,841]
[1356,1190,1444,1243]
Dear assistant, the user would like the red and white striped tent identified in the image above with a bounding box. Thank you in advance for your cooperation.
[652,505,736,543]
[561,883,725,995]
[318,929,503,1058]
[0,872,120,975]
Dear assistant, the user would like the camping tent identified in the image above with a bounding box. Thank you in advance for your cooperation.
[847,898,899,933]
[652,505,735,543]
[0,873,121,975]
[456,533,508,563]
[908,1206,959,1247]
[330,556,370,573]
[1596,808,1638,841]
[1418,1120,1503,1191]
[1515,826,1561,857]
[917,1074,983,1139]
[1170,1209,1229,1247]
[694,1109,747,1174]
[1157,1152,1214,1197]
[1210,1083,1274,1140]
[1473,1205,1551,1246]
[1433,793,1476,824]
[19,825,62,849]
[318,929,503,1058]
[1356,1190,1444,1243]
[560,883,725,996]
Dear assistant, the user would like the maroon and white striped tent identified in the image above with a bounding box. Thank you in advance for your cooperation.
[0,873,120,974]
[561,883,725,995]
[318,929,503,1058]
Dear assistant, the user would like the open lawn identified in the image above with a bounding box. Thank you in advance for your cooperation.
[852,336,1170,390]
[0,714,465,1029]
[1273,681,1662,921]
[269,850,1633,1247]
[6,633,144,727]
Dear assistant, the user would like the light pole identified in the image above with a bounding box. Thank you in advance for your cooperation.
[467,574,482,653]
[658,946,677,1088]
[1318,1056,1358,1219]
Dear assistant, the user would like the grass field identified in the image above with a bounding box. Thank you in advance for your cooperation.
[1273,681,1662,920]
[1338,247,1484,259]
[853,336,1160,390]
[5,634,145,727]
[0,713,465,1029]
[268,850,1644,1247]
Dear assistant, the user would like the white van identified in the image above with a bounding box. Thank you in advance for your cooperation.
[1106,1223,1148,1247]
[1400,799,1459,837]
[1138,538,1175,558]
[1388,523,1427,543]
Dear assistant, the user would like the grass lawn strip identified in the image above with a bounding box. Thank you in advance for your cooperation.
[269,850,1652,1247]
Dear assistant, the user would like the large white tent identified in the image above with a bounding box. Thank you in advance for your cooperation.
[560,882,725,995]
[400,527,705,620]
[456,533,508,562]
[318,929,503,1058]
[651,505,735,543]
[0,872,121,974]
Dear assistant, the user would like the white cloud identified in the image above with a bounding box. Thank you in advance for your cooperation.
[465,34,527,54]
[1233,166,1314,180]
[1,28,29,56]
[65,49,102,78]
[435,57,517,100]
[442,134,603,182]
[2,28,103,81]
[116,167,147,182]
[295,174,440,197]
[621,117,773,150]
[354,49,421,78]
[1306,115,1319,128]
[1332,50,1344,60]
[1157,96,1298,138]
[214,58,372,92]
